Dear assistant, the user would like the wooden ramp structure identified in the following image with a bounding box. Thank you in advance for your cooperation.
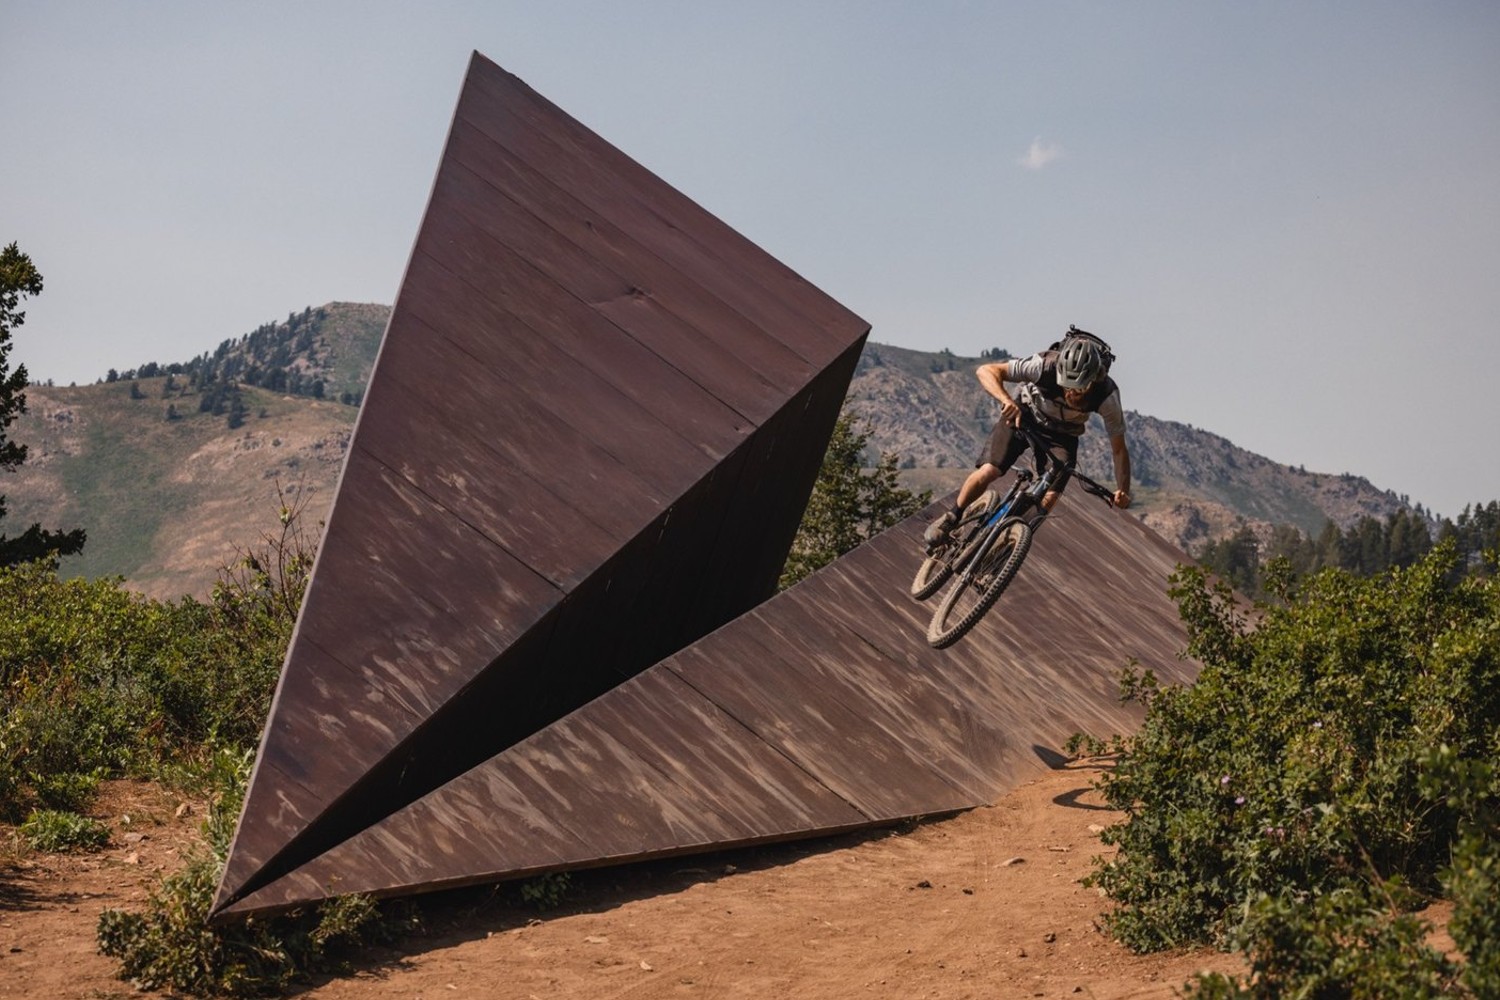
[212,51,1196,920]
[221,494,1194,916]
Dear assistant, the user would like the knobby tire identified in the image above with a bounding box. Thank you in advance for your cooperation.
[909,491,998,601]
[926,518,1033,649]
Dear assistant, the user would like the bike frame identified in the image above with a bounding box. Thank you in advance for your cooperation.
[950,426,1112,581]
[916,423,1118,647]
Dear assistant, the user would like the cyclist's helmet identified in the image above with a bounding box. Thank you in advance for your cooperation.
[1056,335,1105,390]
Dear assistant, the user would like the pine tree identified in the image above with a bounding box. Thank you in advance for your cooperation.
[779,413,930,589]
[0,242,85,564]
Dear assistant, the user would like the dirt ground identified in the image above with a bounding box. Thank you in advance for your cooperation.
[0,762,1246,1000]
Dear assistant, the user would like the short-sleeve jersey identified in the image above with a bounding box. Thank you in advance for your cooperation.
[1004,351,1126,438]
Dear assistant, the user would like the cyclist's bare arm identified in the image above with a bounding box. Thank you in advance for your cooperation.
[1110,433,1132,508]
[977,362,1022,426]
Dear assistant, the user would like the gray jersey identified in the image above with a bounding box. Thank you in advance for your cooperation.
[1005,352,1126,438]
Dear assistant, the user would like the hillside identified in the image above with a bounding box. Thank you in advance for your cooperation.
[4,304,1415,597]
[848,342,1409,551]
[6,380,354,599]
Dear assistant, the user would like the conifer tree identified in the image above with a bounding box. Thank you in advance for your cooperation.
[779,413,930,589]
[0,242,86,564]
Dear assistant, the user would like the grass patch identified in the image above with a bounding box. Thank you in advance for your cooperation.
[21,808,110,852]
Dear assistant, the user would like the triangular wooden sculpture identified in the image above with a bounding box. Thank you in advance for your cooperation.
[212,52,870,916]
[220,491,1196,916]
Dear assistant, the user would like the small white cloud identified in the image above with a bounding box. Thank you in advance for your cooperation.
[1019,137,1064,171]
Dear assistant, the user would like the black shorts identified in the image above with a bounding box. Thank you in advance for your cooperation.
[977,415,1078,492]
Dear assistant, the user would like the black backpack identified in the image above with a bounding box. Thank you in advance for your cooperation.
[1049,325,1115,374]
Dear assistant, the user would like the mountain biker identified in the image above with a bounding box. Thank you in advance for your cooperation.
[924,330,1132,548]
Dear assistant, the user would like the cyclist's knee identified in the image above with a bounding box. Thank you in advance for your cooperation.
[1042,490,1061,511]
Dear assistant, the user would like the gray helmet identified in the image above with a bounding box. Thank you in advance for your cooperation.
[1056,336,1105,390]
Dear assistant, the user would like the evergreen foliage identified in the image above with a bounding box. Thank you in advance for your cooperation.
[1196,502,1500,598]
[779,412,930,588]
[0,241,86,565]
[100,303,373,431]
[1079,545,1500,994]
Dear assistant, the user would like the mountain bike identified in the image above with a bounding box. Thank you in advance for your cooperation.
[911,425,1116,649]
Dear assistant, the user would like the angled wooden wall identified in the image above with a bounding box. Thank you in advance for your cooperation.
[220,488,1196,916]
[213,51,1199,922]
[213,52,869,916]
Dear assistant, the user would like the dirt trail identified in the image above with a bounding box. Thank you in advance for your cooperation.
[0,763,1241,999]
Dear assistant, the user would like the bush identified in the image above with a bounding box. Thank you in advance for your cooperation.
[97,855,384,996]
[518,871,572,910]
[20,808,110,852]
[1426,746,1500,998]
[1082,544,1500,993]
[95,748,402,996]
[0,490,312,820]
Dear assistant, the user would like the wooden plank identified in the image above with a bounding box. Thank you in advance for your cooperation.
[223,667,869,913]
[441,119,834,381]
[350,377,619,592]
[457,57,863,366]
[424,155,815,419]
[366,310,670,534]
[397,245,753,455]
[294,457,562,713]
[225,492,1203,916]
[667,634,981,820]
[676,342,866,630]
[366,308,678,515]
[738,595,1010,798]
[572,669,867,837]
[222,763,597,915]
[214,52,953,918]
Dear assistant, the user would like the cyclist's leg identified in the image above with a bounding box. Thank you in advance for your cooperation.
[1039,435,1080,511]
[956,462,1000,511]
[927,420,1022,545]
[970,419,1031,500]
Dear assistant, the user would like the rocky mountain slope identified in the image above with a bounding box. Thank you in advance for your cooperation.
[846,342,1408,554]
[4,304,1412,597]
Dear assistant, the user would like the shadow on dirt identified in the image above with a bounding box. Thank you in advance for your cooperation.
[1030,745,1117,812]
[283,815,961,995]
[288,752,1113,992]
[0,865,53,913]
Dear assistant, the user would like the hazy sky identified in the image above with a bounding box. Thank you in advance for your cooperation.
[4,2,1497,519]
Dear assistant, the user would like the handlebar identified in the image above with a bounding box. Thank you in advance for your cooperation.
[1073,473,1117,507]
[1013,422,1116,508]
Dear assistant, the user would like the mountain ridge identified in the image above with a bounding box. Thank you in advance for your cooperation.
[5,302,1413,598]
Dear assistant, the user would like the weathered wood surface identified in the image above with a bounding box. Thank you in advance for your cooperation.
[223,481,1198,916]
[213,51,869,916]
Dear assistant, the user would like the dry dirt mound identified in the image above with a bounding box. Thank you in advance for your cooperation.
[0,763,1240,999]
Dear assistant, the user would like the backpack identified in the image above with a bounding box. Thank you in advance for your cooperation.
[1049,325,1115,374]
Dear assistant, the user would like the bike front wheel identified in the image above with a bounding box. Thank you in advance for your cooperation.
[926,518,1033,649]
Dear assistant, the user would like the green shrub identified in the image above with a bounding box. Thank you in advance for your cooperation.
[95,748,404,997]
[518,871,572,910]
[20,808,110,852]
[97,854,384,997]
[1085,544,1500,955]
[0,493,312,820]
[1425,745,1500,998]
[1187,880,1461,998]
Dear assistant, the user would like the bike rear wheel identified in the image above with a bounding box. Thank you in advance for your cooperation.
[926,518,1033,649]
[910,491,998,600]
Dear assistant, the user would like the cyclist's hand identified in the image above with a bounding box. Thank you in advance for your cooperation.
[1000,398,1022,427]
[1113,489,1131,509]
